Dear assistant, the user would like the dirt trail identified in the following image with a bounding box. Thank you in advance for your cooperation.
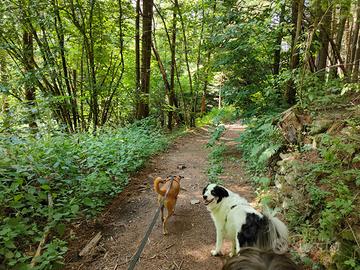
[65,123,252,270]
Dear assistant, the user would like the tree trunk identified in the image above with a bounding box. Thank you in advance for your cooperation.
[174,0,195,126]
[0,52,10,132]
[201,0,217,114]
[352,31,360,81]
[333,2,350,78]
[135,0,141,118]
[138,0,153,119]
[273,1,286,75]
[22,31,38,133]
[285,0,304,105]
[352,0,360,80]
[351,0,360,72]
[88,0,98,131]
[53,0,77,132]
[316,2,332,79]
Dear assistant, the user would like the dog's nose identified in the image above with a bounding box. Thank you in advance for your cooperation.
[203,195,207,200]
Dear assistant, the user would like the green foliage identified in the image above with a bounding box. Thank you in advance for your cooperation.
[209,0,289,115]
[236,114,285,173]
[204,123,227,183]
[0,118,168,268]
[301,136,358,227]
[207,143,226,183]
[237,108,360,269]
[294,71,345,108]
[196,106,236,127]
[207,125,226,147]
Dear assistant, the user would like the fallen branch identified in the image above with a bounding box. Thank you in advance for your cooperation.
[163,243,175,251]
[178,259,184,269]
[79,232,102,257]
[30,193,53,268]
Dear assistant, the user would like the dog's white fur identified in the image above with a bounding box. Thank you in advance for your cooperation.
[203,184,288,257]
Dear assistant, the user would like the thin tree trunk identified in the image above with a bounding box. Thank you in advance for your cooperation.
[174,0,195,126]
[317,3,332,79]
[285,0,304,105]
[154,3,181,128]
[0,52,10,132]
[138,0,153,119]
[53,0,76,132]
[351,0,360,73]
[135,0,141,118]
[273,1,286,75]
[334,2,350,78]
[88,0,98,131]
[169,7,178,128]
[352,32,360,80]
[346,19,353,67]
[101,0,125,125]
[201,0,217,114]
[22,31,38,133]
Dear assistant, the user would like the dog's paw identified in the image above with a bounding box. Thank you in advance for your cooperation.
[229,252,234,257]
[211,250,221,256]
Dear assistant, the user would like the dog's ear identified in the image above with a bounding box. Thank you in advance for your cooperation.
[212,185,229,203]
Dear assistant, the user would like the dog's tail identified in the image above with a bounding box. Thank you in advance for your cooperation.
[154,177,166,196]
[263,209,289,254]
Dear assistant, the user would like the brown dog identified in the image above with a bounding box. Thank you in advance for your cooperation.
[153,175,182,235]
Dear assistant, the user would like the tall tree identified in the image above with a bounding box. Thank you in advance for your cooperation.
[316,0,331,79]
[135,0,141,118]
[138,0,153,119]
[174,0,195,126]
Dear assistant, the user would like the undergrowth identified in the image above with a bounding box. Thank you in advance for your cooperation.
[236,111,360,269]
[236,113,285,174]
[196,106,237,127]
[197,106,236,184]
[0,118,168,269]
[206,125,226,183]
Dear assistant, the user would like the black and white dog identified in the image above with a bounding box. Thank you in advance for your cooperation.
[202,183,288,257]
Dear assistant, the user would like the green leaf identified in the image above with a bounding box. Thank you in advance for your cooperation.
[71,204,80,214]
[41,184,50,191]
[14,194,23,202]
[5,251,14,259]
[82,197,94,207]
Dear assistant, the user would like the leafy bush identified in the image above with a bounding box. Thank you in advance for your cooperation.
[207,143,226,183]
[236,114,285,174]
[0,118,168,269]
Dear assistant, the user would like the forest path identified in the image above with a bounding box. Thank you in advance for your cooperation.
[65,123,253,270]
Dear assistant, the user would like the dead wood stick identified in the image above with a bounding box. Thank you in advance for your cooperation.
[163,243,175,251]
[178,259,184,269]
[79,231,102,257]
[30,193,53,268]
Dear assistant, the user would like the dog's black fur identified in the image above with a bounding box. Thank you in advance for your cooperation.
[237,213,270,248]
[211,186,229,203]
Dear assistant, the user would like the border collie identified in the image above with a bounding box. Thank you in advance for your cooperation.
[202,183,288,257]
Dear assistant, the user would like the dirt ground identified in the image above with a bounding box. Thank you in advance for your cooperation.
[64,123,255,270]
